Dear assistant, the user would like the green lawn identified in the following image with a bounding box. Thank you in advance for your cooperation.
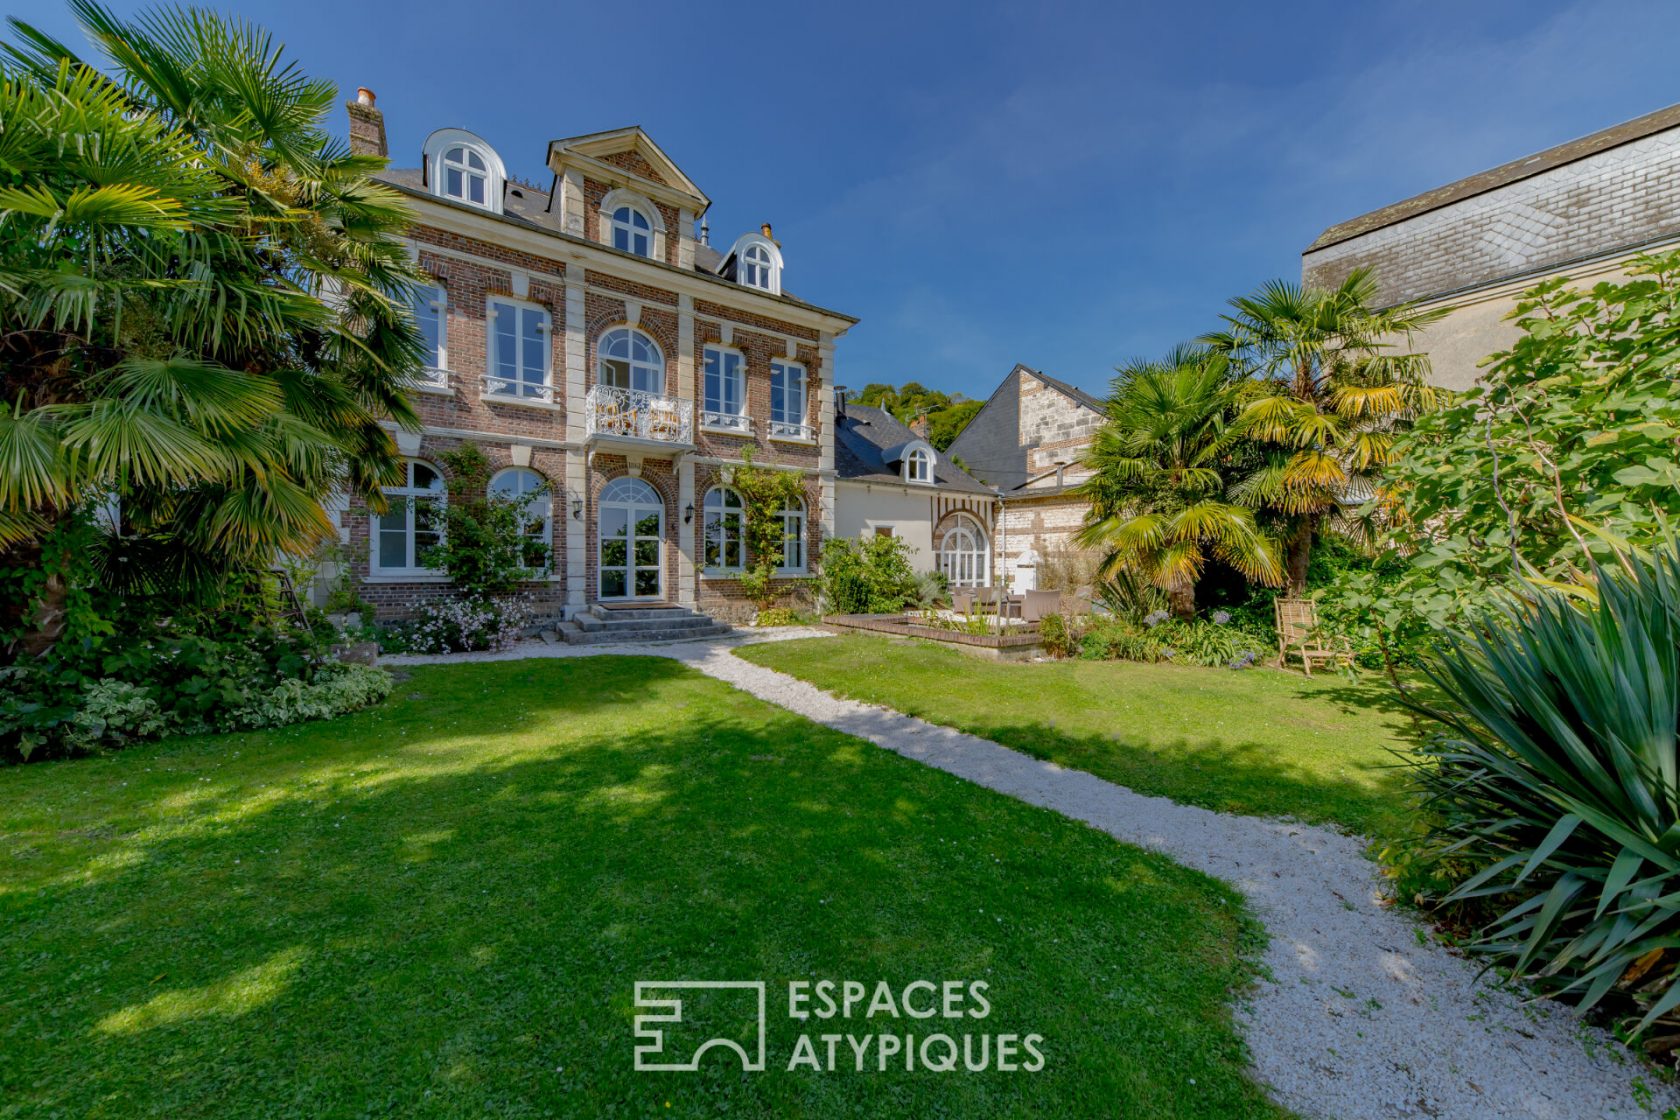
[0,657,1285,1119]
[735,635,1422,843]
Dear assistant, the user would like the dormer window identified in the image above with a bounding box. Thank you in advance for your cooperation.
[612,205,653,256]
[906,447,933,484]
[724,233,783,296]
[442,145,489,205]
[422,129,507,214]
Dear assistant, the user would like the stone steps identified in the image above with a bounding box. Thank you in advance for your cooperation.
[558,603,733,645]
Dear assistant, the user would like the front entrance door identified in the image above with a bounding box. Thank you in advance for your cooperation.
[598,476,663,599]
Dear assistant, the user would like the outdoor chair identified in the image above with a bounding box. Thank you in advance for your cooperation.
[1274,597,1352,676]
[1022,589,1062,624]
[952,588,976,615]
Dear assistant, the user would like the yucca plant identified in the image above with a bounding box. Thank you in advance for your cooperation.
[0,2,424,655]
[1419,544,1680,1049]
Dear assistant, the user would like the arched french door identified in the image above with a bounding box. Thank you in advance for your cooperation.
[598,477,664,600]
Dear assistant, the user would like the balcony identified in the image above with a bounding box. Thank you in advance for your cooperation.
[482,375,557,409]
[411,366,451,394]
[586,384,693,448]
[768,418,814,442]
[700,410,754,436]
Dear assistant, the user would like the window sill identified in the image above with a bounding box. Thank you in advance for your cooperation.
[412,382,454,398]
[700,569,745,580]
[364,573,451,583]
[772,570,809,579]
[767,433,818,447]
[481,393,563,412]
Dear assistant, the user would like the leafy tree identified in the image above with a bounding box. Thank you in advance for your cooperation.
[1332,252,1680,660]
[426,444,547,599]
[852,381,980,450]
[1077,347,1281,619]
[0,2,424,656]
[730,452,809,616]
[1204,268,1441,591]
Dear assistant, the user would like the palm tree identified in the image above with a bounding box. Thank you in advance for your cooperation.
[1077,347,1282,619]
[0,2,424,654]
[1203,268,1442,593]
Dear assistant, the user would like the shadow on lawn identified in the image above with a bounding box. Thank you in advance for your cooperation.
[0,655,1286,1119]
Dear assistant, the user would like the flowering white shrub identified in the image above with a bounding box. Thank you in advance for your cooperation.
[404,595,533,654]
[225,664,393,731]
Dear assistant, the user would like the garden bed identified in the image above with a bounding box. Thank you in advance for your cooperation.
[822,613,1044,660]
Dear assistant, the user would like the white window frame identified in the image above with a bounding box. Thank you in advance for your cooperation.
[371,459,445,576]
[411,283,449,391]
[598,188,667,260]
[702,345,751,434]
[904,446,934,484]
[489,467,552,573]
[485,297,552,403]
[597,326,666,394]
[702,485,746,574]
[611,205,653,257]
[777,495,807,575]
[724,233,783,296]
[422,129,506,214]
[937,513,990,588]
[769,360,809,439]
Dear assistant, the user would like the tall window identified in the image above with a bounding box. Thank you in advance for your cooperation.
[442,145,490,206]
[906,447,933,484]
[489,467,551,570]
[611,205,653,257]
[769,360,806,436]
[373,459,444,574]
[938,514,989,587]
[598,327,664,393]
[741,243,774,290]
[488,300,550,399]
[703,486,745,572]
[412,285,447,382]
[703,346,748,431]
[778,496,807,574]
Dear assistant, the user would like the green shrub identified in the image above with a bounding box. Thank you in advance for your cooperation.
[754,608,802,627]
[1077,615,1268,669]
[1414,544,1680,1042]
[817,535,918,614]
[1038,612,1081,658]
[226,665,393,730]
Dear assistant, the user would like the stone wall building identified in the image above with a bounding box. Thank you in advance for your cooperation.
[338,90,856,624]
[1302,103,1680,389]
[945,364,1107,591]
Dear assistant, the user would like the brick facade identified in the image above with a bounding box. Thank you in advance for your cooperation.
[337,101,854,623]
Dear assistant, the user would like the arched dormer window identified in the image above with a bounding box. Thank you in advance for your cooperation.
[422,129,507,213]
[725,233,783,295]
[598,189,666,259]
[905,446,933,484]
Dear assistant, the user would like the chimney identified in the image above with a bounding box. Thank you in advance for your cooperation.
[346,86,387,158]
[909,412,929,438]
[760,222,774,241]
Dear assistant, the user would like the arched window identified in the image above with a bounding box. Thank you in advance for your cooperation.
[489,467,551,571]
[741,243,773,290]
[373,459,444,574]
[423,129,505,213]
[703,486,745,573]
[938,514,989,588]
[778,495,807,574]
[598,327,665,394]
[726,233,783,295]
[442,145,489,205]
[905,446,933,484]
[611,205,653,257]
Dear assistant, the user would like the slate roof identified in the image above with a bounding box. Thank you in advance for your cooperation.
[1306,102,1680,252]
[374,167,847,322]
[834,404,993,495]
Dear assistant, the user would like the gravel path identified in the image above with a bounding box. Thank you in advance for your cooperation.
[391,634,1673,1119]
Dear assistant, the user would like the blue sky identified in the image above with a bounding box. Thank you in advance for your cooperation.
[13,0,1680,400]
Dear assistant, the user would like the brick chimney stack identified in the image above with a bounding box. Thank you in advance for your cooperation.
[346,86,387,158]
[760,222,775,242]
[909,412,929,438]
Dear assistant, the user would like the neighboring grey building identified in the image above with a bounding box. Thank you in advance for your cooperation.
[833,402,997,586]
[1303,103,1680,389]
[945,364,1108,591]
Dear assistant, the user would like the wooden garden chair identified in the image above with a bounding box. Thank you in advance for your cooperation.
[1274,597,1352,676]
